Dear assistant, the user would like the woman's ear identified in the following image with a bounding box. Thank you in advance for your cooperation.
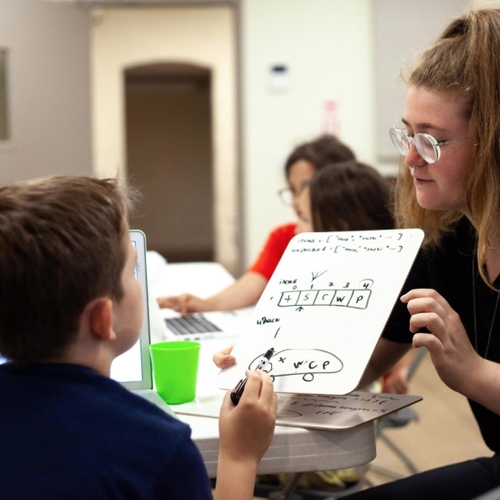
[88,298,116,341]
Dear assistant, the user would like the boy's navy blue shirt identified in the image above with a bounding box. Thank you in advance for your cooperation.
[0,362,212,500]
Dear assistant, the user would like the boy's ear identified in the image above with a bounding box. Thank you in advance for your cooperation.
[89,298,116,341]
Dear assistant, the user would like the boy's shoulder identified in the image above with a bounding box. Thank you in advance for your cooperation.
[0,362,210,499]
[0,362,190,446]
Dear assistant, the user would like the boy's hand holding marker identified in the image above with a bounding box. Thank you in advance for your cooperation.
[230,348,275,405]
[217,365,277,499]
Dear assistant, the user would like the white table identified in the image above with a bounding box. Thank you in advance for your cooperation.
[178,338,377,477]
[183,413,376,478]
[146,256,377,477]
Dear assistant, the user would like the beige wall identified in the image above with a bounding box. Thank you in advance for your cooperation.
[0,0,92,186]
[91,6,238,271]
[12,0,485,274]
[241,0,376,265]
[241,0,480,266]
[91,1,477,272]
[91,1,378,272]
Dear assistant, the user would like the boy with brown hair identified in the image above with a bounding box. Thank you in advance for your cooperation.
[0,175,277,500]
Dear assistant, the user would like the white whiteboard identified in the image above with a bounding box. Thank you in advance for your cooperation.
[218,228,424,395]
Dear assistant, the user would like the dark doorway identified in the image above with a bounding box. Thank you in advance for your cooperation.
[125,62,214,262]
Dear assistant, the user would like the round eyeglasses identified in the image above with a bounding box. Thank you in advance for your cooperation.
[277,187,294,206]
[389,126,459,164]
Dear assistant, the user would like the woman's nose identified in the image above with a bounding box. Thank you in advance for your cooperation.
[404,142,427,168]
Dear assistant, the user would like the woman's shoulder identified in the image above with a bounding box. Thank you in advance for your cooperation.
[267,222,297,239]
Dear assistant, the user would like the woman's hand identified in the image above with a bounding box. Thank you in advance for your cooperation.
[157,293,206,315]
[401,288,480,394]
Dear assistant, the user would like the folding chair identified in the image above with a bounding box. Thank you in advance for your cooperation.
[369,348,427,480]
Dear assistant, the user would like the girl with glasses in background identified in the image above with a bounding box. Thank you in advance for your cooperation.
[157,134,355,314]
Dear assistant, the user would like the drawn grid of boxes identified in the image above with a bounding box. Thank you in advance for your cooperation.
[278,278,373,310]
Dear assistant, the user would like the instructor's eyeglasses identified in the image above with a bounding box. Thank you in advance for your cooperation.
[389,126,459,164]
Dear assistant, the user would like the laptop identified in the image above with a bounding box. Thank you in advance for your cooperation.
[160,307,253,342]
[149,260,254,342]
[146,251,254,343]
[109,229,176,417]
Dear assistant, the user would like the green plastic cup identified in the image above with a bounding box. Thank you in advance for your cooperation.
[149,341,200,405]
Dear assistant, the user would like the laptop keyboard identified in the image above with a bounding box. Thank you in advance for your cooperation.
[165,314,222,336]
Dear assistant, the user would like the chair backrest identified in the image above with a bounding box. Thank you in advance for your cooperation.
[378,348,426,430]
[372,348,427,479]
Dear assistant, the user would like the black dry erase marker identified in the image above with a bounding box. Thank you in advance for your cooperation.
[230,347,274,406]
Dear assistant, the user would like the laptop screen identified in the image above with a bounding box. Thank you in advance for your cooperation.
[110,229,153,390]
